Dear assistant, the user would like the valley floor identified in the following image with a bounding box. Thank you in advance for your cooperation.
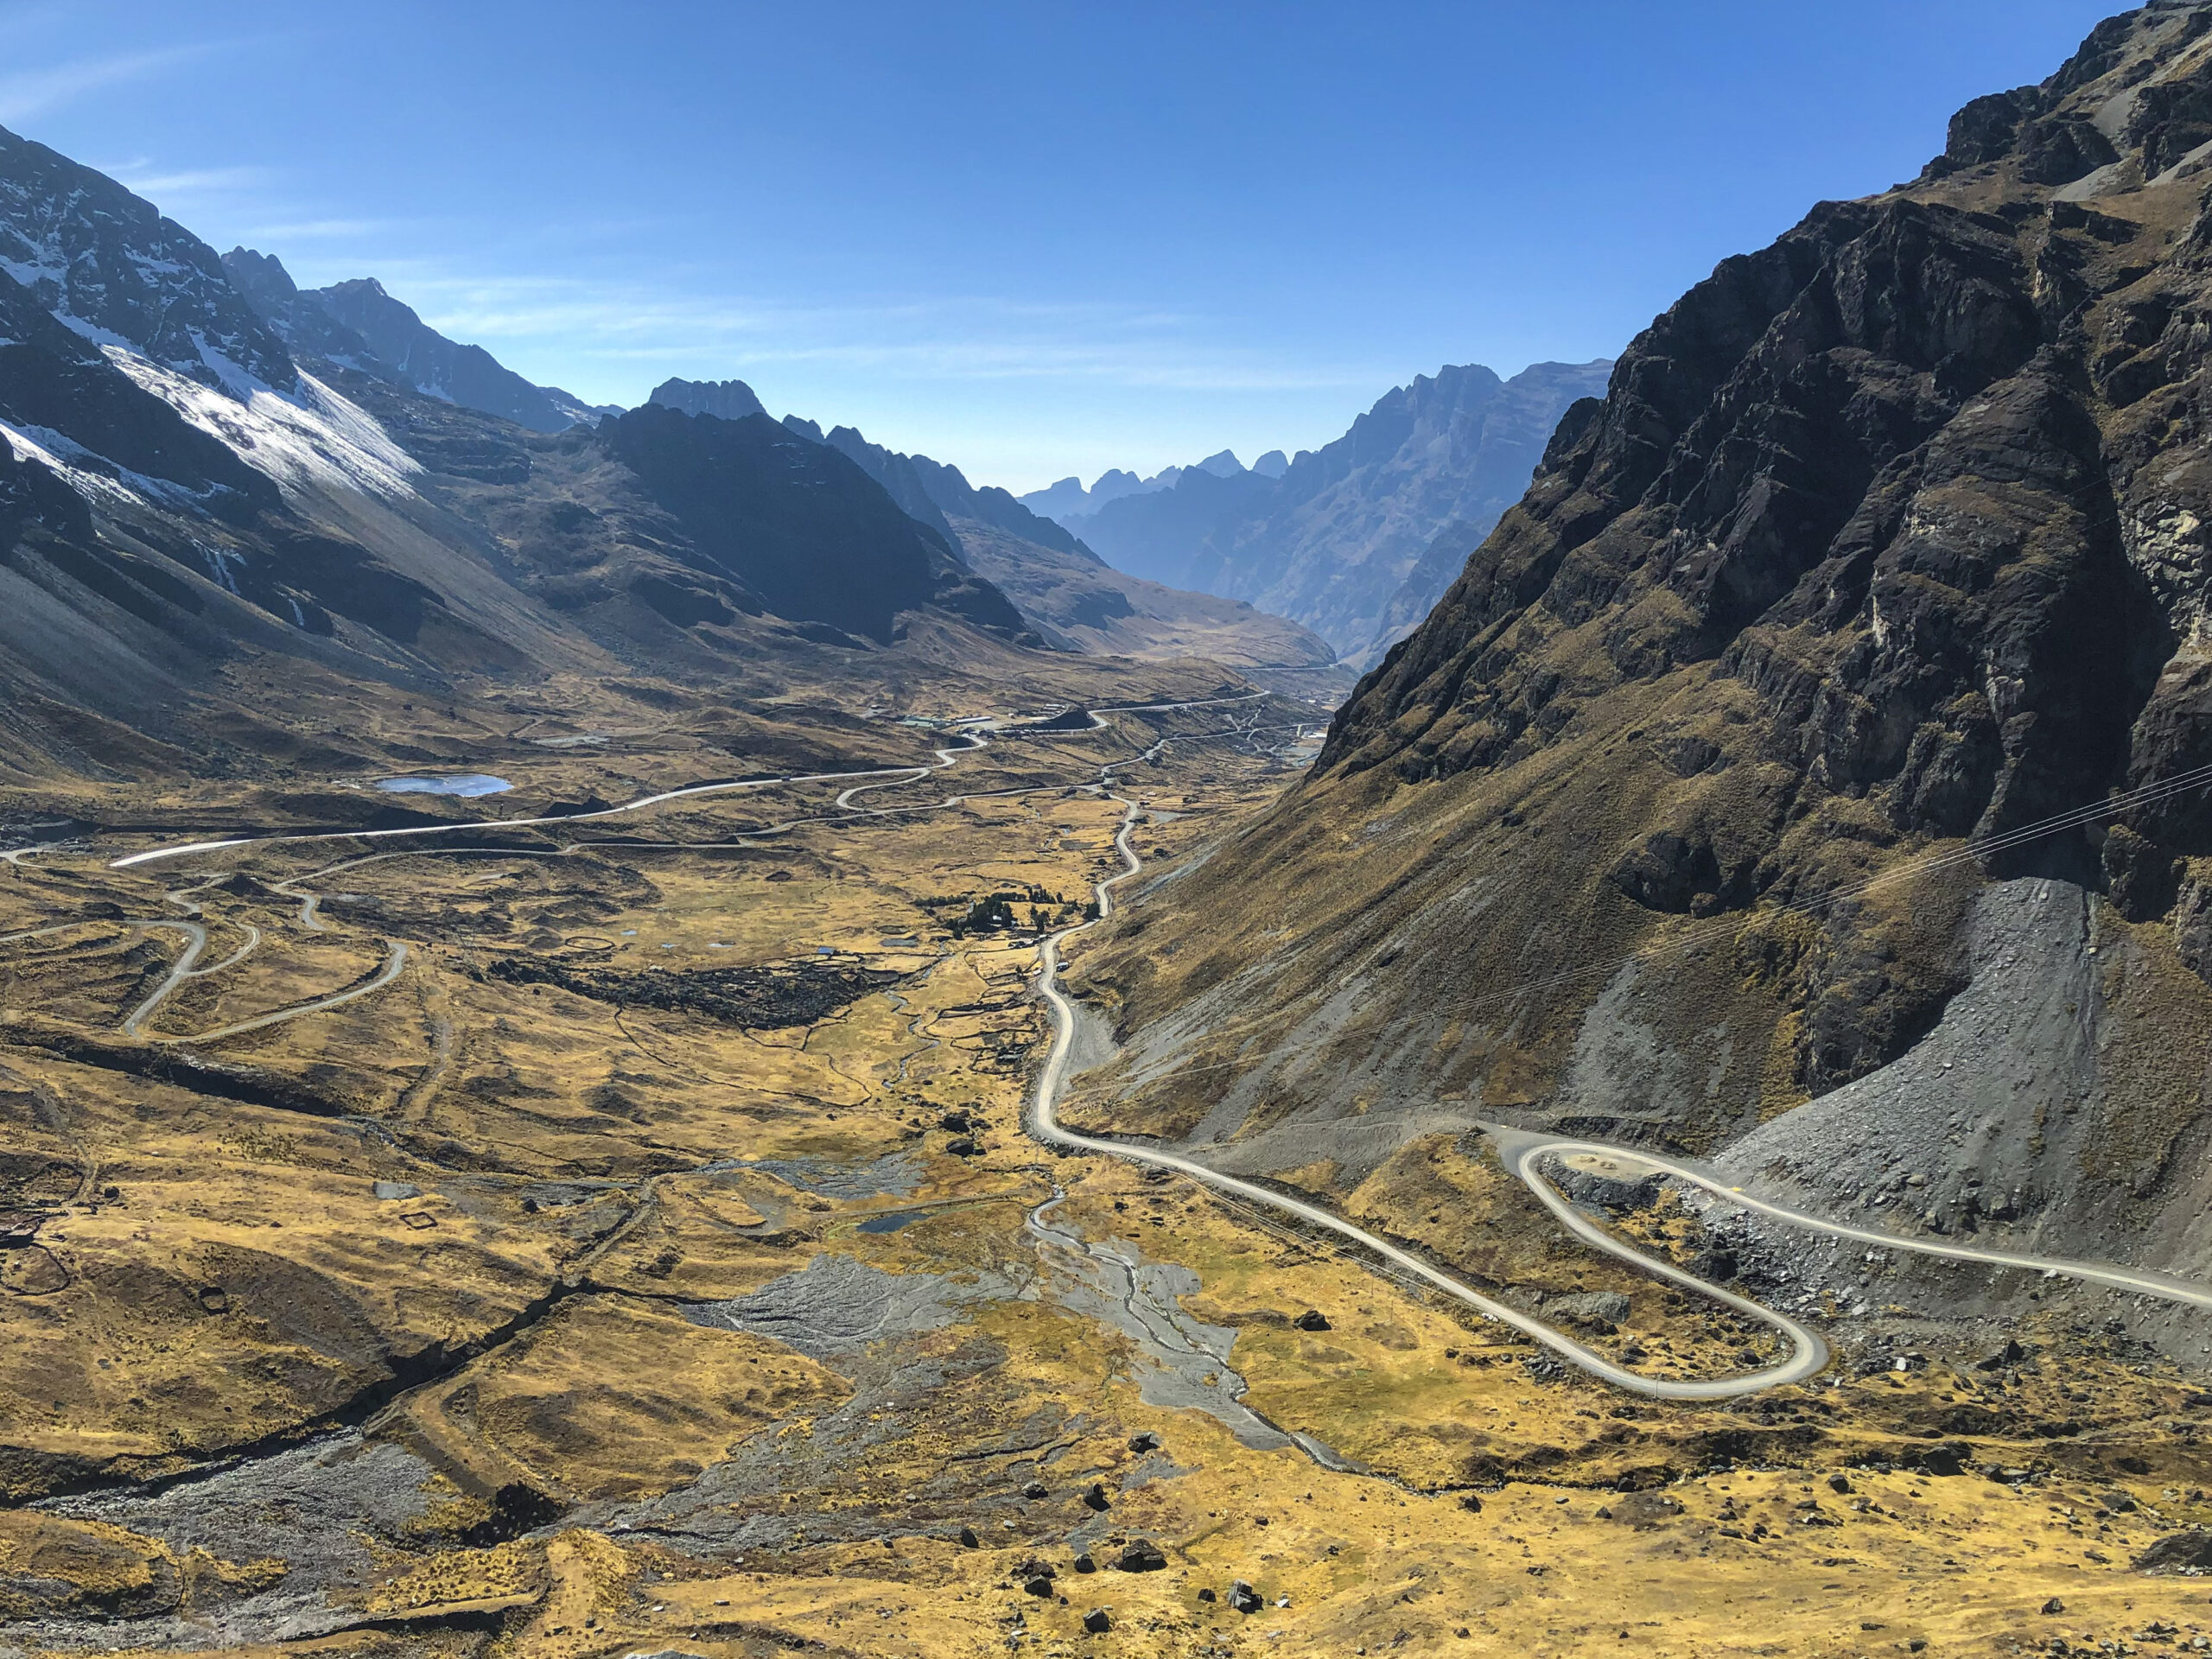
[3,671,2212,1659]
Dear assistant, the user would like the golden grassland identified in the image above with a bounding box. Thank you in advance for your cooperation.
[1,667,2209,1659]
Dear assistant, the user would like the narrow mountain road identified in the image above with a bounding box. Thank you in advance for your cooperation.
[1494,1130,2212,1314]
[151,940,410,1045]
[32,690,2212,1396]
[105,693,1268,871]
[1024,795,1829,1399]
[1025,766,2212,1399]
[118,920,207,1035]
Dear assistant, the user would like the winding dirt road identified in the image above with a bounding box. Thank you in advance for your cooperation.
[1024,772,2212,1399]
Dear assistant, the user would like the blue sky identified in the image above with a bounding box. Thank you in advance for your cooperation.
[0,0,2123,492]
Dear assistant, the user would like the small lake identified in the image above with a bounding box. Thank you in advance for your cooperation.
[856,1209,925,1234]
[375,774,513,798]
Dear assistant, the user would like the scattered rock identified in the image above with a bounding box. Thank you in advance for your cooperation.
[1072,1553,1096,1573]
[1829,1474,1853,1494]
[945,1137,980,1157]
[1198,1587,1217,1602]
[1128,1431,1160,1452]
[1977,1338,2028,1370]
[1544,1290,1632,1332]
[1610,1491,1685,1527]
[1229,1580,1263,1614]
[957,1527,980,1548]
[1022,1481,1048,1499]
[2137,1531,2212,1573]
[938,1110,971,1133]
[1082,1482,1110,1511]
[1459,1493,1483,1513]
[372,1180,422,1200]
[1023,1574,1054,1598]
[1083,1608,1112,1634]
[1116,1541,1166,1572]
[1294,1309,1331,1332]
[2042,1597,2066,1614]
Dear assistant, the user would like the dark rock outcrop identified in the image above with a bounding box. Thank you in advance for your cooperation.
[0,125,295,391]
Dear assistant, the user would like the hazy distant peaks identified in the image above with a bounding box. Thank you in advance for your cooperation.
[649,377,768,422]
[1194,449,1244,478]
[1253,449,1289,479]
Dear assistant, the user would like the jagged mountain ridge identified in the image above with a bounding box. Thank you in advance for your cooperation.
[812,417,1335,665]
[649,376,1336,666]
[0,125,295,391]
[1072,1,2212,1335]
[0,142,1053,778]
[224,249,605,433]
[1065,359,1613,664]
[1019,463,1183,521]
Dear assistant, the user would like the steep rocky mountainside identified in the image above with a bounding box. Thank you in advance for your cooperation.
[224,249,603,432]
[0,126,294,391]
[1071,359,1612,665]
[1074,1,2212,1328]
[650,376,1336,666]
[0,144,1058,781]
[594,404,1027,645]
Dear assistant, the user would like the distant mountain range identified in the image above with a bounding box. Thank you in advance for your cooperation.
[649,378,1332,666]
[0,118,1334,778]
[1019,448,1286,524]
[1022,360,1612,664]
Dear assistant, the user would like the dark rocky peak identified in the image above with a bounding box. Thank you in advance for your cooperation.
[594,403,1029,645]
[221,247,385,370]
[814,419,1104,562]
[308,277,596,433]
[0,124,296,394]
[781,413,825,441]
[1322,0,2212,923]
[1927,3,2212,188]
[648,376,766,421]
[820,423,958,540]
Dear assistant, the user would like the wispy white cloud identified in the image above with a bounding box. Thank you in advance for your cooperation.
[283,264,1382,396]
[0,44,207,124]
[241,218,396,242]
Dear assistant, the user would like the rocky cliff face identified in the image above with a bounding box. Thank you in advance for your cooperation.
[225,249,607,433]
[306,276,600,432]
[1075,1,2212,1309]
[1073,359,1612,664]
[595,404,1030,645]
[0,126,295,392]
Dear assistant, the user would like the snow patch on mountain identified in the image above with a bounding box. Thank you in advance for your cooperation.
[105,352,421,501]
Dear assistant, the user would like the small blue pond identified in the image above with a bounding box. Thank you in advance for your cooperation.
[376,774,513,798]
[855,1210,925,1235]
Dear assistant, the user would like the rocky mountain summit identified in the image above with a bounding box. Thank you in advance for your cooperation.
[1060,359,1612,664]
[0,125,295,391]
[224,250,604,432]
[1077,1,2212,1324]
[652,378,1335,665]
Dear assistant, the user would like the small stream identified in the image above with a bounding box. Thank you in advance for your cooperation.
[1025,1190,1333,1457]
